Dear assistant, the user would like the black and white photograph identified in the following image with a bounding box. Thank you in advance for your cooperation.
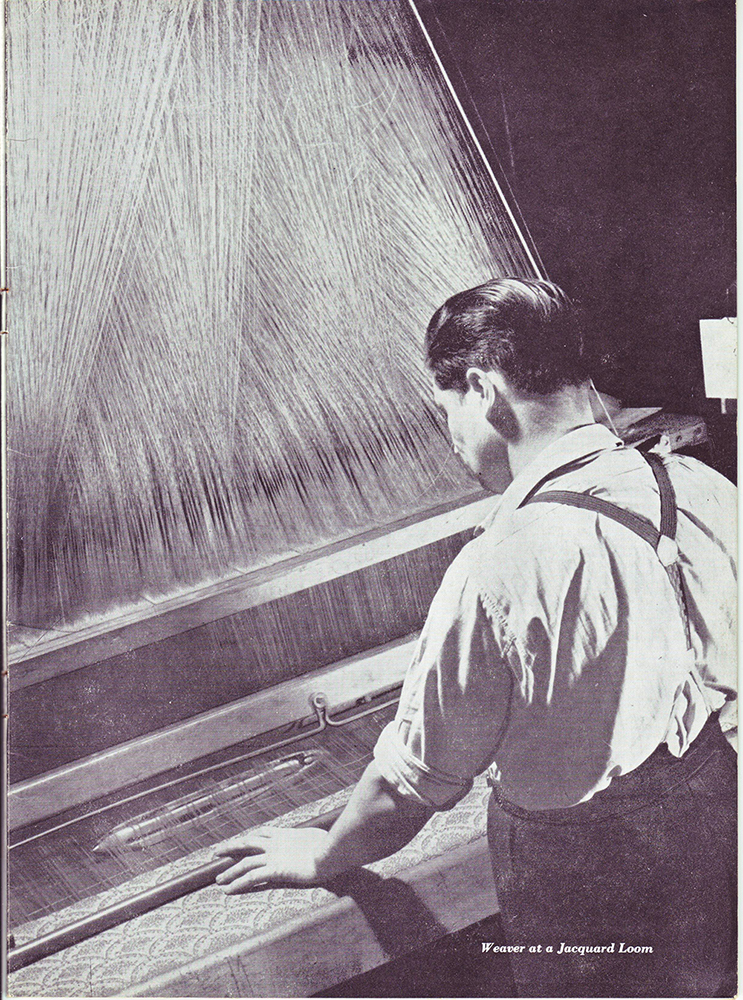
[4,0,737,997]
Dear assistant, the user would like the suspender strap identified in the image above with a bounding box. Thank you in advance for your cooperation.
[521,451,692,649]
[524,490,661,548]
[641,451,677,539]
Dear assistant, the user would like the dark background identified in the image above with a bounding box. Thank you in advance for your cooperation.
[417,0,736,413]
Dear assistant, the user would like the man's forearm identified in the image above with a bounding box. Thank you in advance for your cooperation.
[316,761,435,878]
[216,760,436,891]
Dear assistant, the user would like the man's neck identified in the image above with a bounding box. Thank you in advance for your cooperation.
[505,384,596,479]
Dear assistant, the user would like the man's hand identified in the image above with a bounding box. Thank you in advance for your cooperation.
[213,761,435,895]
[214,826,333,893]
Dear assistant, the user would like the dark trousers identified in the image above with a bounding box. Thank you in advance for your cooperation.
[487,714,737,997]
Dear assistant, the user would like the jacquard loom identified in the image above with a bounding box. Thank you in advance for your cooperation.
[6,1,707,995]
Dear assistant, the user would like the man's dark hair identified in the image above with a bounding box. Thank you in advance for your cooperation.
[425,277,589,396]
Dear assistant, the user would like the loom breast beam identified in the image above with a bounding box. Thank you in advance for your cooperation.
[9,788,499,996]
[8,803,348,974]
[7,496,499,987]
[8,673,498,986]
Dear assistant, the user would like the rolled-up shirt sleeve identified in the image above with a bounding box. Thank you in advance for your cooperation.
[373,554,516,809]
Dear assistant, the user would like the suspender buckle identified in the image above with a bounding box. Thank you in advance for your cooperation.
[657,535,679,567]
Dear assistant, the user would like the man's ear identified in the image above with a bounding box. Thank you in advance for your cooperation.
[467,367,519,439]
[464,367,495,409]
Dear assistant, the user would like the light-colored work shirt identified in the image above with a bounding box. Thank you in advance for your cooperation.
[373,423,737,811]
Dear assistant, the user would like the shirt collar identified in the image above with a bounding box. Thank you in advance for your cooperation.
[476,423,623,533]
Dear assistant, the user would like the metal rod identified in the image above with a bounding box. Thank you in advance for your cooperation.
[7,805,345,973]
[405,0,544,280]
[7,859,233,973]
[8,693,393,967]
[12,687,400,850]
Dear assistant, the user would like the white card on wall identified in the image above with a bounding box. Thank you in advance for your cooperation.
[699,317,737,399]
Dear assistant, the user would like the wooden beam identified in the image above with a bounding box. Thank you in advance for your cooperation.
[127,836,499,998]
